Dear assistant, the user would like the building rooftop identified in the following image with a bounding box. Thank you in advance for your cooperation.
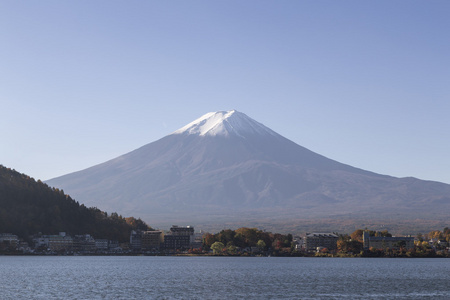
[306,233,338,238]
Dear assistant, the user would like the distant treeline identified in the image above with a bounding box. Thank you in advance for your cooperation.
[0,165,150,242]
[202,227,294,255]
[199,227,450,258]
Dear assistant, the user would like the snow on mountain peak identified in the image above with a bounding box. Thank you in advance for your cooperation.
[173,110,277,137]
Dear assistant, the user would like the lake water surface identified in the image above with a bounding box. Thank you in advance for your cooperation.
[1,256,449,299]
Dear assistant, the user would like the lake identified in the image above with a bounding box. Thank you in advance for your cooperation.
[1,256,449,299]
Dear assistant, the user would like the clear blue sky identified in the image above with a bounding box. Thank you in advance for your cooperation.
[1,1,449,184]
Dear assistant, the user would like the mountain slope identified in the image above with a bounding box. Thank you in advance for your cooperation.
[0,165,150,241]
[46,110,450,230]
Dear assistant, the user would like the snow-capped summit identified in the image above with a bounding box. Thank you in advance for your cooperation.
[173,110,277,137]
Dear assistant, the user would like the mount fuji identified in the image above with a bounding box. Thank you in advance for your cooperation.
[47,110,450,232]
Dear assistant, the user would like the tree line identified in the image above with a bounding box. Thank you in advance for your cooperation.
[202,227,295,255]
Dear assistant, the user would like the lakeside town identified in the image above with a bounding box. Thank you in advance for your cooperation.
[1,226,449,258]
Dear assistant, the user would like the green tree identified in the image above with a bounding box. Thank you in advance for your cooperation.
[217,229,235,245]
[211,242,225,255]
[257,239,266,251]
[226,242,237,255]
[235,228,259,246]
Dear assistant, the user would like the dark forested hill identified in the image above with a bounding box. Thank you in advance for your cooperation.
[0,165,150,242]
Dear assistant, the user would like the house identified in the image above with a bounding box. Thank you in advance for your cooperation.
[363,231,414,250]
[304,233,338,252]
[191,232,203,249]
[72,234,96,253]
[130,230,142,250]
[95,239,109,251]
[163,225,195,250]
[293,236,303,251]
[33,232,73,251]
[141,231,163,251]
[0,233,19,250]
[438,240,448,247]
